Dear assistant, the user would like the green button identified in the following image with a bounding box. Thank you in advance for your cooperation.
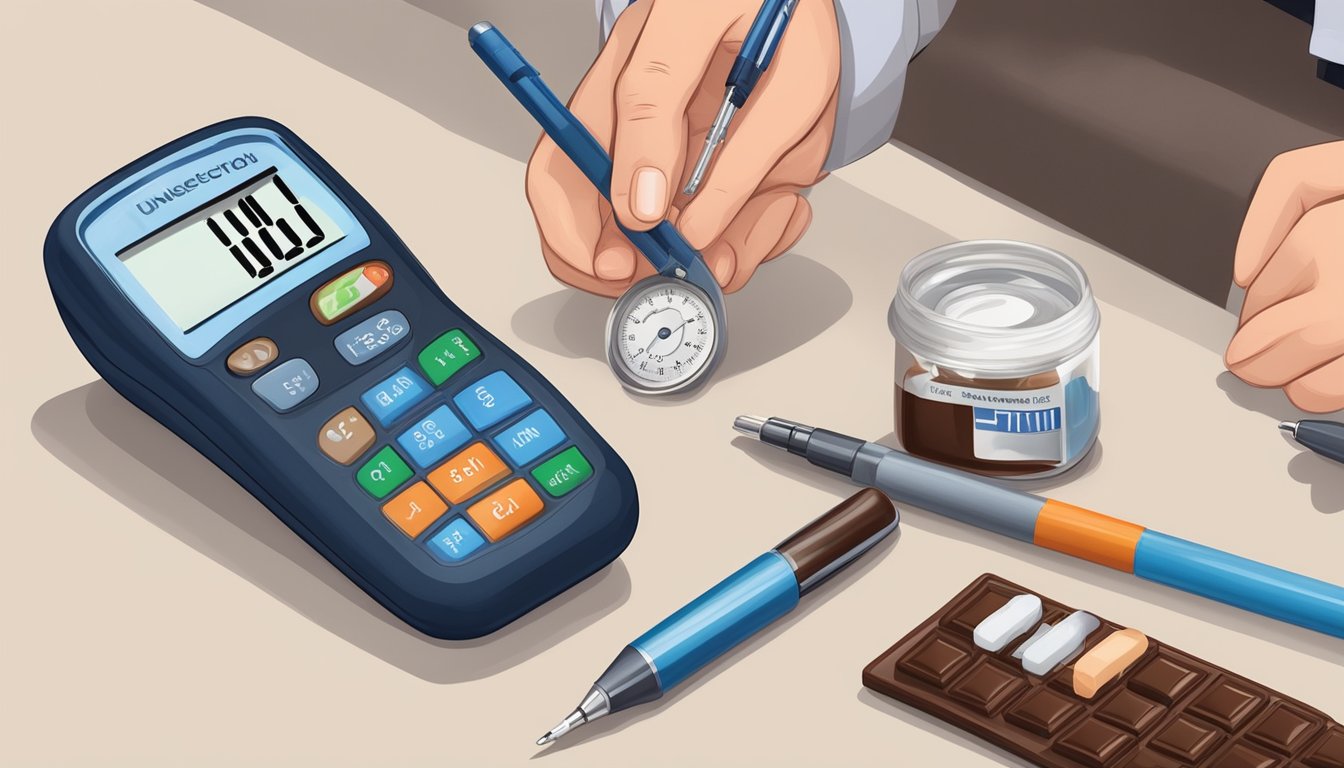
[418,329,481,386]
[356,446,413,498]
[530,446,593,498]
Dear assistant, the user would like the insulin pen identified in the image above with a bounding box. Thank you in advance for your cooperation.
[537,489,897,745]
[734,416,1344,638]
[1280,420,1344,465]
[684,0,799,196]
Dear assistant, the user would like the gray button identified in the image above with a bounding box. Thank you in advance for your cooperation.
[252,358,320,411]
[333,310,410,365]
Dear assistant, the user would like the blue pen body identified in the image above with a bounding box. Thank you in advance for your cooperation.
[1134,531,1344,637]
[468,23,713,288]
[727,0,797,105]
[632,552,800,690]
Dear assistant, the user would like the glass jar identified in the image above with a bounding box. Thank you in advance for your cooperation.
[889,241,1101,478]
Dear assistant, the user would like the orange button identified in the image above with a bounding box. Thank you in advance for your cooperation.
[466,479,544,542]
[427,442,510,504]
[381,482,447,538]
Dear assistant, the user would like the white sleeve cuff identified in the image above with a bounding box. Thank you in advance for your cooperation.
[825,0,956,170]
[1311,0,1344,65]
[593,0,956,171]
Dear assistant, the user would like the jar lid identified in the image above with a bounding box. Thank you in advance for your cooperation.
[889,240,1100,377]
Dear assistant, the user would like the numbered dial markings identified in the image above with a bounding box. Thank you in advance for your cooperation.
[612,281,717,389]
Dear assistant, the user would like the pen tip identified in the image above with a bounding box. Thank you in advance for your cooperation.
[536,734,551,746]
[1279,421,1297,435]
[734,415,766,437]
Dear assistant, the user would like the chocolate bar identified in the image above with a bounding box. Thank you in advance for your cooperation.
[862,574,1343,768]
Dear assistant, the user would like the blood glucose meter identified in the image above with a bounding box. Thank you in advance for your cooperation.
[45,117,638,639]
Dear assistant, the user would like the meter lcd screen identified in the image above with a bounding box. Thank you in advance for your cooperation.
[117,168,345,331]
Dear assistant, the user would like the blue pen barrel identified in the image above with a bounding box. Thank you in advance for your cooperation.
[632,552,800,690]
[1134,531,1344,638]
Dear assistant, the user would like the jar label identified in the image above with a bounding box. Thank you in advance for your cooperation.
[904,373,1066,463]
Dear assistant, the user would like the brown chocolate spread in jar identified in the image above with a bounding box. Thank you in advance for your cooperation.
[889,241,1101,479]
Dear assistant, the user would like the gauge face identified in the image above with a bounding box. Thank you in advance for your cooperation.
[609,279,718,391]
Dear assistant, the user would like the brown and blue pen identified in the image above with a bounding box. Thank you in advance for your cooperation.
[536,489,897,745]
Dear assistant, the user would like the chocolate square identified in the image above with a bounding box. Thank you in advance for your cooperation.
[1128,654,1205,705]
[897,632,972,688]
[1189,677,1265,731]
[1006,687,1084,737]
[1150,716,1222,762]
[948,657,1028,716]
[1248,702,1324,756]
[1054,719,1135,768]
[1210,743,1280,768]
[947,587,1013,635]
[1096,688,1167,734]
[1123,748,1186,768]
[1304,726,1344,768]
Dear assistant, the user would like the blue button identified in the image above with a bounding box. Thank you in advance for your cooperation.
[252,358,319,412]
[492,409,566,466]
[426,517,487,562]
[396,405,471,469]
[453,371,533,430]
[333,310,410,365]
[360,367,430,426]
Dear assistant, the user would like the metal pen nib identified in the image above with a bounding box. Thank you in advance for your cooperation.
[684,87,738,196]
[535,687,611,746]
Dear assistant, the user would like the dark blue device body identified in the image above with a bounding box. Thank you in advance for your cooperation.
[44,116,638,640]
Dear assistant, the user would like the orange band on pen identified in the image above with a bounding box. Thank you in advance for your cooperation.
[1033,500,1144,573]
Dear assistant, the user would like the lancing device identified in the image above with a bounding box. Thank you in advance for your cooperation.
[1280,420,1344,465]
[684,0,799,196]
[536,488,897,746]
[734,416,1344,638]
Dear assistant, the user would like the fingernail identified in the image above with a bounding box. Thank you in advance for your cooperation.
[711,245,736,287]
[631,167,667,222]
[1225,333,1261,367]
[594,247,635,280]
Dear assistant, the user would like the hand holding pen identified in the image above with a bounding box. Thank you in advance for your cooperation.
[523,0,839,297]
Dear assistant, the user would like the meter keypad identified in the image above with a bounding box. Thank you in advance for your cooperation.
[361,366,430,426]
[333,310,409,365]
[331,325,594,561]
[318,407,376,465]
[253,358,320,411]
[492,409,565,466]
[428,443,510,504]
[418,329,481,385]
[427,518,487,562]
[356,446,413,499]
[466,479,545,542]
[227,337,279,376]
[382,481,447,538]
[396,405,470,469]
[453,371,532,429]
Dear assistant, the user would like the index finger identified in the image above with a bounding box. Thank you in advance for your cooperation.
[1235,141,1344,287]
[525,1,652,276]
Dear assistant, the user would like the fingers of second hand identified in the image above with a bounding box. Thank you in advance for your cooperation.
[709,190,801,292]
[609,6,734,230]
[1283,355,1344,414]
[1234,142,1344,287]
[1226,293,1344,387]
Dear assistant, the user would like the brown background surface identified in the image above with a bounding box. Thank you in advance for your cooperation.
[3,2,1341,766]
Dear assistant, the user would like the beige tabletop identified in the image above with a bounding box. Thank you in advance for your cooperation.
[4,2,1341,766]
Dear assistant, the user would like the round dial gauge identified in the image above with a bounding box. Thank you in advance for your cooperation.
[607,277,720,394]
